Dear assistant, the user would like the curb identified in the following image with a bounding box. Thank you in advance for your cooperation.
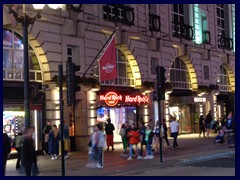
[176,150,235,166]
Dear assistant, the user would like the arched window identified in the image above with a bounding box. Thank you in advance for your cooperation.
[100,49,134,86]
[217,65,231,91]
[3,29,42,82]
[170,57,191,89]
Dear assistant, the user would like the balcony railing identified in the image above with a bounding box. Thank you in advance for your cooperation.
[202,30,211,44]
[101,77,135,87]
[3,68,42,82]
[172,21,194,40]
[218,35,234,50]
[170,81,192,90]
[218,84,232,92]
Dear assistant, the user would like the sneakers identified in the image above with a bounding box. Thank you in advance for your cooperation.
[144,155,149,159]
[127,157,133,160]
[96,163,103,168]
[148,155,154,159]
[65,154,69,159]
[137,156,143,159]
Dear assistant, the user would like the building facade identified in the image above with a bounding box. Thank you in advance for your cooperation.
[3,4,235,151]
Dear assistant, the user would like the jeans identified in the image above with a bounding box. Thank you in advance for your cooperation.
[172,132,178,148]
[129,144,139,158]
[146,143,153,156]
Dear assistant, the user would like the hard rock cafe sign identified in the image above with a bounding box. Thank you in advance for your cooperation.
[100,91,149,106]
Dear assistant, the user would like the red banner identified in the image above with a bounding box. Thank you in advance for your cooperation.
[99,36,117,82]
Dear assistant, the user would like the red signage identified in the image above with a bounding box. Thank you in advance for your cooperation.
[99,91,149,106]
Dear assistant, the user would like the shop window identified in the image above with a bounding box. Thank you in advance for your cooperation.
[3,29,41,81]
[172,4,194,40]
[203,65,210,80]
[170,57,191,89]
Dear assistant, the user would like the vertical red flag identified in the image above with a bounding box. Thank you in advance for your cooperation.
[99,36,117,82]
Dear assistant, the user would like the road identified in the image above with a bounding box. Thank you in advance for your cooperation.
[5,133,235,176]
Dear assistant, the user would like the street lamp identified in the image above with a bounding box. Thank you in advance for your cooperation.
[7,4,45,129]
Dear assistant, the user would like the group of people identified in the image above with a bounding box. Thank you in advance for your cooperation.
[42,121,70,160]
[199,111,235,147]
[3,127,39,176]
[118,117,179,161]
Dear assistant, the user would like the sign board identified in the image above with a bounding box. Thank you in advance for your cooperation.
[100,91,149,106]
[194,97,206,103]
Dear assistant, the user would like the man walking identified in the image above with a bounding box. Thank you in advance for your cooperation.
[105,118,115,151]
[170,117,179,149]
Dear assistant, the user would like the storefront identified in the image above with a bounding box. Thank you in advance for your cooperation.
[96,87,150,142]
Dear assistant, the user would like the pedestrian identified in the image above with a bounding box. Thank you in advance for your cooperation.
[48,125,60,160]
[226,112,235,148]
[199,115,205,138]
[22,127,37,176]
[138,121,146,159]
[205,110,212,137]
[127,124,141,160]
[14,132,23,169]
[170,117,179,149]
[144,124,154,159]
[153,121,160,155]
[95,124,105,168]
[105,118,115,151]
[162,119,170,147]
[3,133,11,176]
[42,120,52,155]
[119,123,127,155]
[60,121,70,159]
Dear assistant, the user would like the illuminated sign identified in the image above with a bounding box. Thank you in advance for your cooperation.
[100,92,149,106]
[194,97,206,103]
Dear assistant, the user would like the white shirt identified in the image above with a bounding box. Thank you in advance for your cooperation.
[170,121,179,133]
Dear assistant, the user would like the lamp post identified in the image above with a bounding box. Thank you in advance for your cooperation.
[7,4,45,129]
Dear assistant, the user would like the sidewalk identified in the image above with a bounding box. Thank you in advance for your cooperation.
[5,133,235,176]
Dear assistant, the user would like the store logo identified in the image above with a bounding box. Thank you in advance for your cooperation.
[100,92,122,106]
[102,63,114,73]
[100,92,149,106]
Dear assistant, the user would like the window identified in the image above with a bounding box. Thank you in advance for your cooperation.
[216,4,226,36]
[150,58,158,75]
[170,57,191,89]
[217,65,231,91]
[172,4,194,40]
[67,47,73,63]
[149,4,161,32]
[203,65,209,80]
[216,4,234,50]
[99,49,134,86]
[3,29,41,81]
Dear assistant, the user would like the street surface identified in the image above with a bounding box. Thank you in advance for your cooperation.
[5,133,235,176]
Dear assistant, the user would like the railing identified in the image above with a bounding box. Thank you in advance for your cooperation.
[172,21,194,40]
[3,68,42,82]
[218,84,231,92]
[101,77,135,87]
[170,81,192,90]
[218,35,234,50]
[202,30,211,44]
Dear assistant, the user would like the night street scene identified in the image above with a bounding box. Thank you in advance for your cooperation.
[3,4,235,176]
